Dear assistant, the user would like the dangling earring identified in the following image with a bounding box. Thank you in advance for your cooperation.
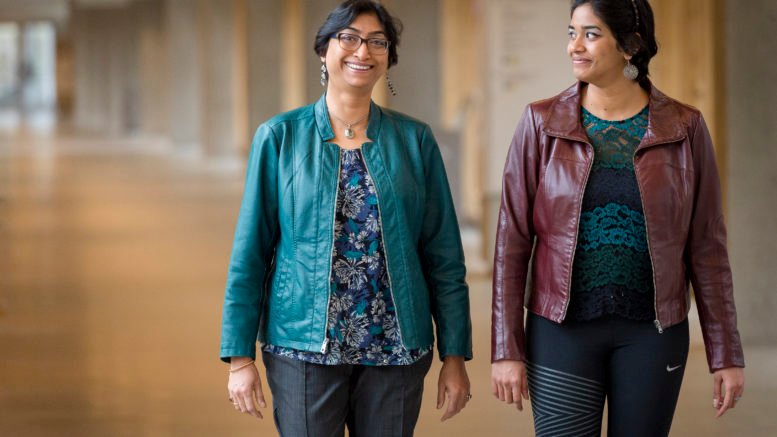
[386,72,397,96]
[320,63,328,87]
[623,59,639,81]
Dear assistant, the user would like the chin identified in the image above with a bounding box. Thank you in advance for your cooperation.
[571,66,587,79]
[572,72,589,83]
[572,69,602,86]
[347,80,378,91]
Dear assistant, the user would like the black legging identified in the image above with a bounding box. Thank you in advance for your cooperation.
[526,313,689,437]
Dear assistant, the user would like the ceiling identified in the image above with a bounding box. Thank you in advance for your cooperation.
[0,0,69,23]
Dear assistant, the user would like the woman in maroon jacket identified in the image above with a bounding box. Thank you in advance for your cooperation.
[490,1,744,435]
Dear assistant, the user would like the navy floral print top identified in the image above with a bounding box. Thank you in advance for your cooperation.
[263,149,431,365]
[567,106,655,321]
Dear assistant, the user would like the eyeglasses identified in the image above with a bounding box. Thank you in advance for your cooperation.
[333,33,390,54]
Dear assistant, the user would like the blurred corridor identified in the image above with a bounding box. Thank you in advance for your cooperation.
[1,0,776,435]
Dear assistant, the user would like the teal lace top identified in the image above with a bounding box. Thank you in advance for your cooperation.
[567,106,655,321]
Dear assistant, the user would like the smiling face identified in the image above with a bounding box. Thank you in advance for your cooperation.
[567,3,631,86]
[322,12,389,95]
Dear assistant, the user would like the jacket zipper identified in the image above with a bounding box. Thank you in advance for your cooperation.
[561,140,594,322]
[321,148,342,353]
[361,149,405,347]
[633,152,663,333]
[633,135,687,333]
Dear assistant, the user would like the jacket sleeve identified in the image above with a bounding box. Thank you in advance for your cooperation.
[418,126,473,361]
[687,114,745,372]
[492,105,541,363]
[220,123,280,362]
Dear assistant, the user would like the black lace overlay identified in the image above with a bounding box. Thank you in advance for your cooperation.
[567,106,655,322]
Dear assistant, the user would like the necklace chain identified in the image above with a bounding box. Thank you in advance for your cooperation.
[329,110,368,139]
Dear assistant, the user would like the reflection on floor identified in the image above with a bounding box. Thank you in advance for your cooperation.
[1,128,774,436]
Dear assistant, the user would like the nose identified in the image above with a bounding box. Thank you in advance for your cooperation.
[353,40,371,59]
[568,34,584,53]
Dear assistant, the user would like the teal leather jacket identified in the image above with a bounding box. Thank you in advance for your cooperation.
[220,95,472,362]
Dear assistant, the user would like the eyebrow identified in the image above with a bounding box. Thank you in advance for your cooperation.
[568,25,602,31]
[344,26,387,37]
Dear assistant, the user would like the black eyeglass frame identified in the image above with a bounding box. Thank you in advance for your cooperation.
[332,32,391,54]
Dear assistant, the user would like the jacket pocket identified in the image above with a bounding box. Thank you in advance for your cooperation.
[270,259,292,309]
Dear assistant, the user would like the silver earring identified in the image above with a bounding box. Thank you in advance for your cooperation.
[623,60,639,81]
[320,63,328,87]
[386,73,397,96]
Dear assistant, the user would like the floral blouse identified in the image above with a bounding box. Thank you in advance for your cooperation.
[263,148,431,365]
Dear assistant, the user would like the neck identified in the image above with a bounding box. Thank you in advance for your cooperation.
[582,78,649,119]
[326,88,372,122]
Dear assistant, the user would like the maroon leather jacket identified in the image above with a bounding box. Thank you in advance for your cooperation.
[492,82,745,372]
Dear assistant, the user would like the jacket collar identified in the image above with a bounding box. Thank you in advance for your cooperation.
[314,93,383,142]
[543,81,687,148]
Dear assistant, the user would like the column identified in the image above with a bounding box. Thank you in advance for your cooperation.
[304,0,338,106]
[651,0,727,205]
[384,0,441,126]
[135,0,169,136]
[71,3,138,135]
[246,0,283,131]
[166,0,203,153]
[197,0,243,157]
[726,0,777,345]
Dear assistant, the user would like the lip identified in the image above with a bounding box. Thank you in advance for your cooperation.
[345,61,374,72]
[572,57,591,64]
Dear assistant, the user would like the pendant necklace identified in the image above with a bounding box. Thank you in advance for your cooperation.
[329,111,368,139]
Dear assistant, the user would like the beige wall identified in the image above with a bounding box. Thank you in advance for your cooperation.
[726,0,777,345]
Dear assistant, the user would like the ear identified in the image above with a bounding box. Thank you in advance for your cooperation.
[320,56,326,64]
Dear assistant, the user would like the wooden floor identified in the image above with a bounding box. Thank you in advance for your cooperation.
[1,124,774,436]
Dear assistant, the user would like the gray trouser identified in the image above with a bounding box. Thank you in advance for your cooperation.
[262,351,433,437]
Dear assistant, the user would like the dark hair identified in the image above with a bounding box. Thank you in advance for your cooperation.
[571,0,658,87]
[314,0,403,67]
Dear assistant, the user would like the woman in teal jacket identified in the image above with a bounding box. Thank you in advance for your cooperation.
[220,1,472,435]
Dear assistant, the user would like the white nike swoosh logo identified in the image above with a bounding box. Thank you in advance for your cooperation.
[666,364,682,372]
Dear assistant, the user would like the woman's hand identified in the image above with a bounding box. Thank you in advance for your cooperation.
[437,356,471,421]
[712,366,745,418]
[227,357,267,419]
[491,359,529,411]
